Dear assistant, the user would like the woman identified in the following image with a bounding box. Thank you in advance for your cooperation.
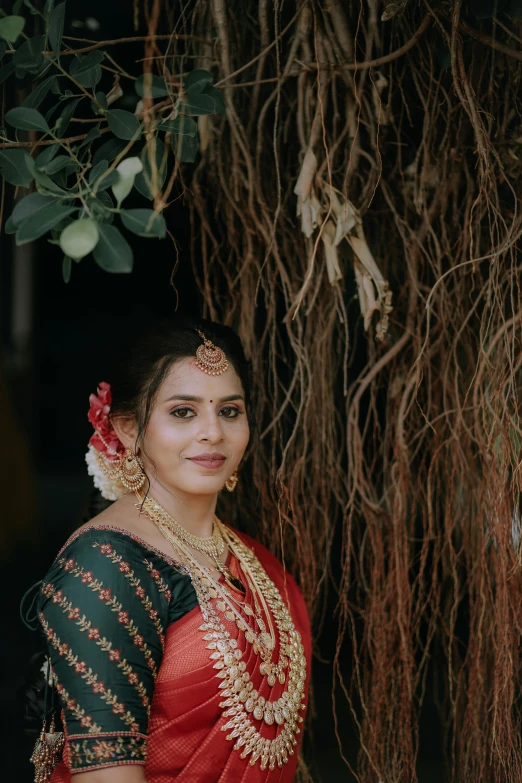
[31,317,311,783]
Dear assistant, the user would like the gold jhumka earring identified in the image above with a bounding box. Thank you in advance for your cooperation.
[118,447,147,492]
[94,441,147,494]
[225,469,238,492]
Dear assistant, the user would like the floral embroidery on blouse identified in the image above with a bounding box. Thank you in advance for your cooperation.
[39,613,140,730]
[68,732,148,771]
[37,528,199,773]
[41,583,151,713]
[54,555,159,678]
[92,542,167,647]
[52,674,102,733]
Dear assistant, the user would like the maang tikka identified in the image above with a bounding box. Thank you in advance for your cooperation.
[194,328,229,376]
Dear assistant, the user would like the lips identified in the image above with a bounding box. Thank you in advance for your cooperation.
[187,454,226,469]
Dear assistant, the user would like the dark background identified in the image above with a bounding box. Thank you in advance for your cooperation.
[0,1,447,780]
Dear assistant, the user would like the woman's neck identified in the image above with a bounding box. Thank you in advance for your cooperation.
[142,480,218,538]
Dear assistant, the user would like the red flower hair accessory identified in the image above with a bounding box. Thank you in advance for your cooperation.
[87,382,125,461]
[85,382,126,500]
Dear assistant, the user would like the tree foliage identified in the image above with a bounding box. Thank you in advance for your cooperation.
[0,1,224,279]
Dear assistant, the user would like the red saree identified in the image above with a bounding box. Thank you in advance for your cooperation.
[50,529,311,782]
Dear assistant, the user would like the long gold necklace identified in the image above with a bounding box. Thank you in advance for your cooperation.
[136,496,307,770]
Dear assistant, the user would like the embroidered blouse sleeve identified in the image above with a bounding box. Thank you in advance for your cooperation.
[37,530,171,774]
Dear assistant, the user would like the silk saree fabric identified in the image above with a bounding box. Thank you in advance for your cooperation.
[37,525,311,782]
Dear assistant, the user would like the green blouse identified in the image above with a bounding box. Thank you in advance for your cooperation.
[37,526,199,773]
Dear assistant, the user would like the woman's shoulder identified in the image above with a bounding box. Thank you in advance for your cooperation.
[54,523,174,564]
[39,519,188,602]
[39,516,198,623]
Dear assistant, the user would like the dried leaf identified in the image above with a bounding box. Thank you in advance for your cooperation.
[333,200,358,246]
[107,76,123,106]
[297,188,322,238]
[321,221,343,284]
[294,147,317,199]
[198,114,212,153]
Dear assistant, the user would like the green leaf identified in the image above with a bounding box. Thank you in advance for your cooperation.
[93,169,119,192]
[44,0,56,21]
[0,16,25,45]
[23,75,59,109]
[0,41,7,61]
[107,109,141,141]
[23,0,40,15]
[88,160,119,193]
[36,144,59,167]
[134,74,169,99]
[16,203,78,245]
[172,131,198,163]
[54,97,81,138]
[111,156,143,206]
[60,218,99,260]
[77,124,101,149]
[93,223,133,272]
[0,149,34,186]
[121,208,166,239]
[157,116,197,136]
[88,159,109,185]
[5,216,18,234]
[69,50,105,76]
[134,138,167,200]
[0,62,14,86]
[50,214,74,236]
[92,91,108,114]
[70,52,104,88]
[48,2,65,57]
[39,155,79,176]
[179,93,216,116]
[50,76,64,94]
[81,64,102,89]
[201,84,226,115]
[183,69,213,95]
[25,156,67,196]
[11,192,57,225]
[62,255,72,283]
[6,106,50,133]
[13,35,45,74]
[89,191,115,224]
[92,137,128,165]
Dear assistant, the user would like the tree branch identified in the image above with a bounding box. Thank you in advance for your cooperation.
[457,16,522,62]
[0,126,111,150]
[4,34,214,57]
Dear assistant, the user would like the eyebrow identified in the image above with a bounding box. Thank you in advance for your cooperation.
[165,394,245,403]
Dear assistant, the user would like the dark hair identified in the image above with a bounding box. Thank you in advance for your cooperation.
[108,314,256,451]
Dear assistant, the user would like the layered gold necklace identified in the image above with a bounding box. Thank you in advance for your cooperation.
[136,495,307,771]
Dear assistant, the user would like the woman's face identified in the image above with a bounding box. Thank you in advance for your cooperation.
[135,357,250,496]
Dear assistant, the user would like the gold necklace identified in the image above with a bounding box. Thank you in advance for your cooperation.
[163,526,307,768]
[137,497,245,593]
[136,496,225,558]
[135,497,307,769]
